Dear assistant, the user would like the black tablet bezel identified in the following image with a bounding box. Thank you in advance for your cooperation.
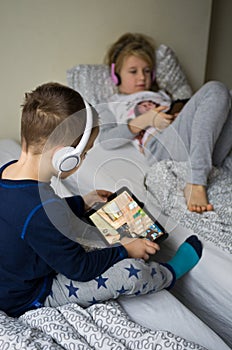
[85,186,168,245]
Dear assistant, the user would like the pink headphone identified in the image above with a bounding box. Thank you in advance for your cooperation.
[111,63,120,85]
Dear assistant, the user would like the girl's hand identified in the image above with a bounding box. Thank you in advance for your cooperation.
[152,106,176,131]
[83,190,112,211]
[122,237,160,260]
[128,105,177,134]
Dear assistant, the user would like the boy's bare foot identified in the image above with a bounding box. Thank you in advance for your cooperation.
[184,183,214,213]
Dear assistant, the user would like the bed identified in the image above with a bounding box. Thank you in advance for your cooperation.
[61,140,232,348]
[0,138,230,350]
[0,45,230,349]
[65,44,232,347]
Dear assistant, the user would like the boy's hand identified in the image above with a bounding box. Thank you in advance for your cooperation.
[122,238,160,260]
[83,190,112,211]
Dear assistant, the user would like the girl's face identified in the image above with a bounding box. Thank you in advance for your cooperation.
[118,55,152,94]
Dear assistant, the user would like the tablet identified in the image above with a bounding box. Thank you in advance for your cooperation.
[85,186,168,245]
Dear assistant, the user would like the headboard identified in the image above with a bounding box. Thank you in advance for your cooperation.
[67,44,193,105]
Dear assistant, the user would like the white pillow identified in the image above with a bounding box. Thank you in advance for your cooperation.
[67,44,192,105]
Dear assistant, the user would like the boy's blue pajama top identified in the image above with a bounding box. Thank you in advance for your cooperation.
[0,161,127,317]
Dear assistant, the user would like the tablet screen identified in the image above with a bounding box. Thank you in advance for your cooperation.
[87,187,168,245]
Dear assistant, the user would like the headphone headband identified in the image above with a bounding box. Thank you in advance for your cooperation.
[74,99,93,155]
[52,99,93,173]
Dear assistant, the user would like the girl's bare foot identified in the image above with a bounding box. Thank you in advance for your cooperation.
[184,183,214,213]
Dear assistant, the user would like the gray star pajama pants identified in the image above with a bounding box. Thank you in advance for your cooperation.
[44,258,174,308]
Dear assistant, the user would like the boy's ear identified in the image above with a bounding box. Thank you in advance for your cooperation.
[21,137,27,152]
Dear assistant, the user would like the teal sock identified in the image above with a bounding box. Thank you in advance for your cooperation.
[166,235,202,279]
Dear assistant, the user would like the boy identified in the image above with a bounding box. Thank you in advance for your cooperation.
[0,82,202,317]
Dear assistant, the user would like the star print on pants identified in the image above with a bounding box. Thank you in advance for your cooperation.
[143,282,148,290]
[116,285,129,295]
[134,290,141,296]
[65,281,79,298]
[95,275,108,289]
[125,264,141,279]
[88,297,101,306]
[151,267,157,277]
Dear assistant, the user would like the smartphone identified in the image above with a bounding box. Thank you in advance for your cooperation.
[167,98,189,115]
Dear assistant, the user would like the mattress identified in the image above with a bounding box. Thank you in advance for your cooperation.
[0,138,230,349]
[65,138,232,347]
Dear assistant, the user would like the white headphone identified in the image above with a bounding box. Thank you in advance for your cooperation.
[52,99,93,172]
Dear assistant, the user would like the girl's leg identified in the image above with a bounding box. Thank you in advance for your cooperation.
[146,81,232,212]
[178,81,231,184]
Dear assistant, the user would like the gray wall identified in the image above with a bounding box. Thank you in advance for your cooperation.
[0,0,231,141]
[205,0,232,89]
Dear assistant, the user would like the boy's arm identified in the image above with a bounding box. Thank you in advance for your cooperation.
[65,190,112,215]
[65,195,85,217]
[25,199,128,282]
[25,199,159,282]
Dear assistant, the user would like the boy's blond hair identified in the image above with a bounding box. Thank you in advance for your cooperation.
[21,82,98,154]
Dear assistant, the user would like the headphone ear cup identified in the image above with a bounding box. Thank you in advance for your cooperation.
[111,63,121,86]
[52,99,93,173]
[115,73,121,86]
[52,146,80,172]
[152,69,156,82]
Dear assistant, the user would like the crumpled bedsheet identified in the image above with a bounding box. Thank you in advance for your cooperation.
[145,160,232,254]
[0,300,207,350]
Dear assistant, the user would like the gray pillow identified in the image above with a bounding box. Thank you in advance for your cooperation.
[67,64,117,105]
[67,44,192,105]
[155,44,192,100]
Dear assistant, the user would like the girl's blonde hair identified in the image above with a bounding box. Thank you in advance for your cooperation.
[105,32,156,75]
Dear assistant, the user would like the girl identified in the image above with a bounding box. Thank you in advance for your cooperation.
[98,32,232,213]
